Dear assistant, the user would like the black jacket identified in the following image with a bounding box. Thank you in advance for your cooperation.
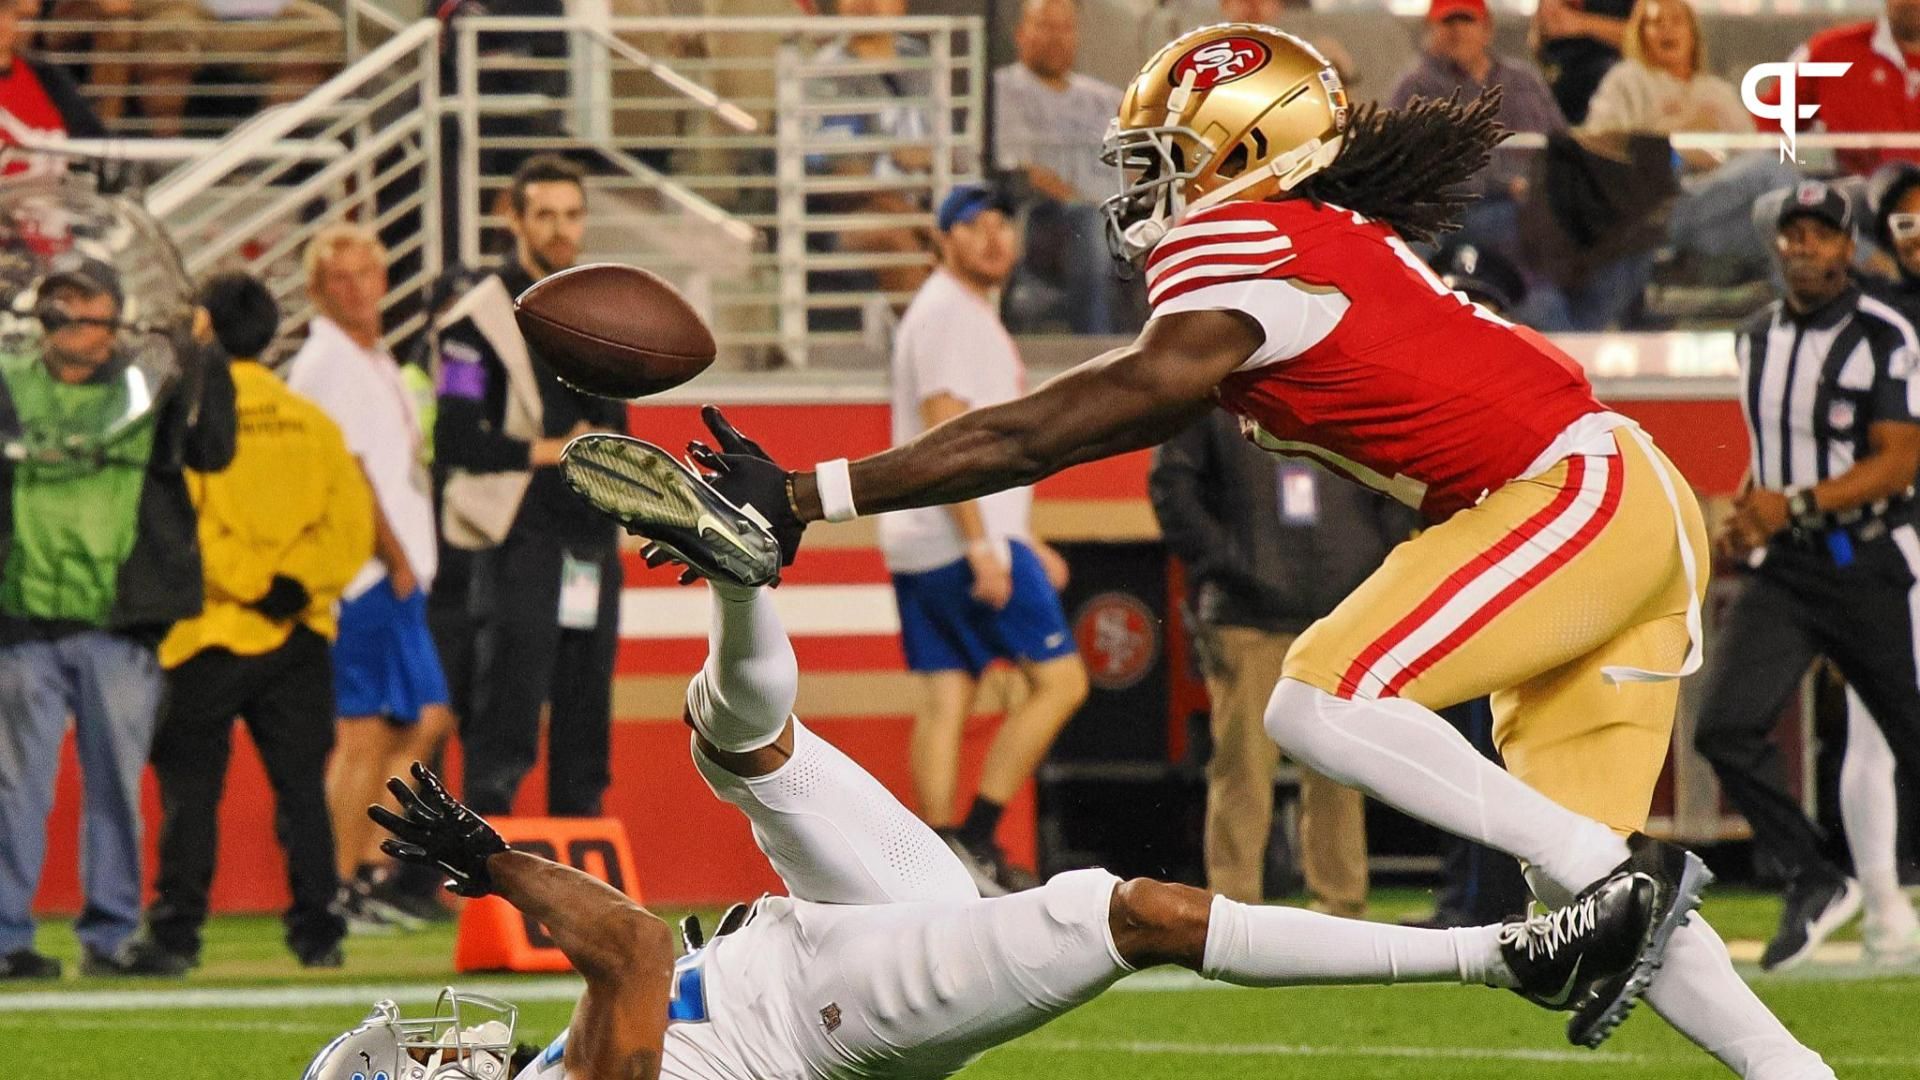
[434,261,628,551]
[1149,410,1417,634]
[0,343,236,647]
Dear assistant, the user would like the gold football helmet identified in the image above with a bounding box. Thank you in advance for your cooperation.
[1100,23,1350,261]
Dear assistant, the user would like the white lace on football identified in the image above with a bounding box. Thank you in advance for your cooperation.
[1499,891,1604,962]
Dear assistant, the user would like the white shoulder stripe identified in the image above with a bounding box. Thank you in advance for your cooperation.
[1148,254,1298,305]
[1859,293,1920,354]
[1146,237,1295,289]
[1153,217,1280,251]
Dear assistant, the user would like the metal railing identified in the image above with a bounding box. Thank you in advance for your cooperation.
[24,0,402,139]
[146,17,442,351]
[447,13,984,368]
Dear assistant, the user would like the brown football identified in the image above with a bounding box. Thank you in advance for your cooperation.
[512,262,716,399]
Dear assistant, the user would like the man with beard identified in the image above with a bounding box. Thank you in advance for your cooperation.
[1692,180,1920,973]
[434,154,628,817]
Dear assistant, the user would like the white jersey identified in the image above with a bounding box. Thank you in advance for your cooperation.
[879,268,1035,575]
[514,721,1128,1080]
[284,316,437,597]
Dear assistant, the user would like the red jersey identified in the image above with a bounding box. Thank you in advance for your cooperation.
[0,59,71,178]
[1777,17,1920,175]
[1144,199,1606,522]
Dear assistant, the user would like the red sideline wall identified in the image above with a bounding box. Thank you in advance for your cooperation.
[30,397,1748,913]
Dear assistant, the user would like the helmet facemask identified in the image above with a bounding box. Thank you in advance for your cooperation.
[1100,118,1209,263]
[303,990,519,1080]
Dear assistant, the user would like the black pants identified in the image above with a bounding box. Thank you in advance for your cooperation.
[1694,529,1920,883]
[147,627,343,956]
[463,530,620,817]
[1431,699,1533,922]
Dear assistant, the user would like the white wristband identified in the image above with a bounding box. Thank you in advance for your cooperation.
[815,458,858,523]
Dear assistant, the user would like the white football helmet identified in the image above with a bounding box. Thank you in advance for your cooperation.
[302,990,518,1080]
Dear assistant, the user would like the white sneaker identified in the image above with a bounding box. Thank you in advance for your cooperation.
[1863,910,1920,967]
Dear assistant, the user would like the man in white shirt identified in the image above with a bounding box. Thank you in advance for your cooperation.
[881,185,1090,895]
[284,224,453,932]
[994,0,1135,334]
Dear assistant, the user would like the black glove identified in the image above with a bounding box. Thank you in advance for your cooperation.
[368,762,510,898]
[686,404,806,566]
[249,575,310,621]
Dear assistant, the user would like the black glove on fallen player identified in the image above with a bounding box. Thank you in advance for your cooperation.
[249,575,310,621]
[686,404,806,566]
[368,762,509,898]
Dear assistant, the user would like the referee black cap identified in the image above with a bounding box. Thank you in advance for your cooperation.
[1774,180,1854,235]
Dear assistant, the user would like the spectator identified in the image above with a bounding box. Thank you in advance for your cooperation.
[880,185,1089,895]
[133,273,372,974]
[0,253,236,978]
[284,224,455,932]
[994,0,1134,335]
[1388,0,1563,264]
[806,0,935,299]
[46,0,340,137]
[436,155,628,819]
[1583,0,1799,286]
[0,0,104,174]
[1868,160,1920,301]
[1213,0,1356,87]
[1531,0,1632,125]
[1149,412,1413,916]
[1770,0,1920,176]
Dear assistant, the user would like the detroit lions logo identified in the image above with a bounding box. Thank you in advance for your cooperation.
[1170,37,1272,90]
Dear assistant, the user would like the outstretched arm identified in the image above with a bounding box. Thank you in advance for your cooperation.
[792,309,1261,520]
[489,852,675,1080]
[370,766,674,1080]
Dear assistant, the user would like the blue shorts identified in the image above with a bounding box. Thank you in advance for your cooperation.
[891,540,1077,676]
[333,584,449,724]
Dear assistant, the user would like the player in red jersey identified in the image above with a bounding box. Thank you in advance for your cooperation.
[627,24,1833,1080]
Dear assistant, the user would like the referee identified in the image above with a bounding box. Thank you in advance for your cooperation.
[1693,180,1920,971]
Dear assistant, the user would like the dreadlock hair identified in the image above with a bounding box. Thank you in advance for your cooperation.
[1291,87,1508,246]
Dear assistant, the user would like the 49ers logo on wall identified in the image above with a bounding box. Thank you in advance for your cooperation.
[1073,592,1160,691]
[1169,37,1273,90]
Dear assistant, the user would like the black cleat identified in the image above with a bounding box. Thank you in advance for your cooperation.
[562,434,781,589]
[1501,869,1656,1019]
[938,829,1039,897]
[1566,833,1714,1048]
[1761,872,1860,972]
[0,948,61,980]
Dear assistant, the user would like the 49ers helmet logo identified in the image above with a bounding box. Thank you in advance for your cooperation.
[1169,37,1272,90]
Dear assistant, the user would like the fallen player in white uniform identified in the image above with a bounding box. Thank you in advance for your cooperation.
[301,447,1679,1080]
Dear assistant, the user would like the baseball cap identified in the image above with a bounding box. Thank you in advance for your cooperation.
[1427,0,1489,22]
[935,184,1015,232]
[1775,180,1854,235]
[40,251,124,311]
[1429,238,1525,314]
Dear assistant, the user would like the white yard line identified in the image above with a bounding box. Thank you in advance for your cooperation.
[997,1038,1920,1070]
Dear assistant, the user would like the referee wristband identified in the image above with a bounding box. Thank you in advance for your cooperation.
[815,458,858,523]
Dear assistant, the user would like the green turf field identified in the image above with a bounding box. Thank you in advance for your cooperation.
[6,889,1916,1078]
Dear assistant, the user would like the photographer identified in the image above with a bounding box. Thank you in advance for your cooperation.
[0,252,235,979]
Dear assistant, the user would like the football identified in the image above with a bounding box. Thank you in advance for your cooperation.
[512,262,716,399]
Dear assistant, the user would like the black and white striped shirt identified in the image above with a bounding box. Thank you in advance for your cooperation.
[1736,285,1920,493]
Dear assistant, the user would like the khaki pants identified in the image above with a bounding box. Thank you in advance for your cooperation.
[1202,625,1369,913]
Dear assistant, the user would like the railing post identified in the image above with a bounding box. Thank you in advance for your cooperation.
[930,25,953,203]
[774,40,808,370]
[458,19,481,267]
[423,27,444,291]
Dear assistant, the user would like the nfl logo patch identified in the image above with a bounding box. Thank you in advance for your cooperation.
[820,1003,842,1034]
[1829,399,1856,430]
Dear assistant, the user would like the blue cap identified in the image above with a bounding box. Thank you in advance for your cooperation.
[935,184,1014,232]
